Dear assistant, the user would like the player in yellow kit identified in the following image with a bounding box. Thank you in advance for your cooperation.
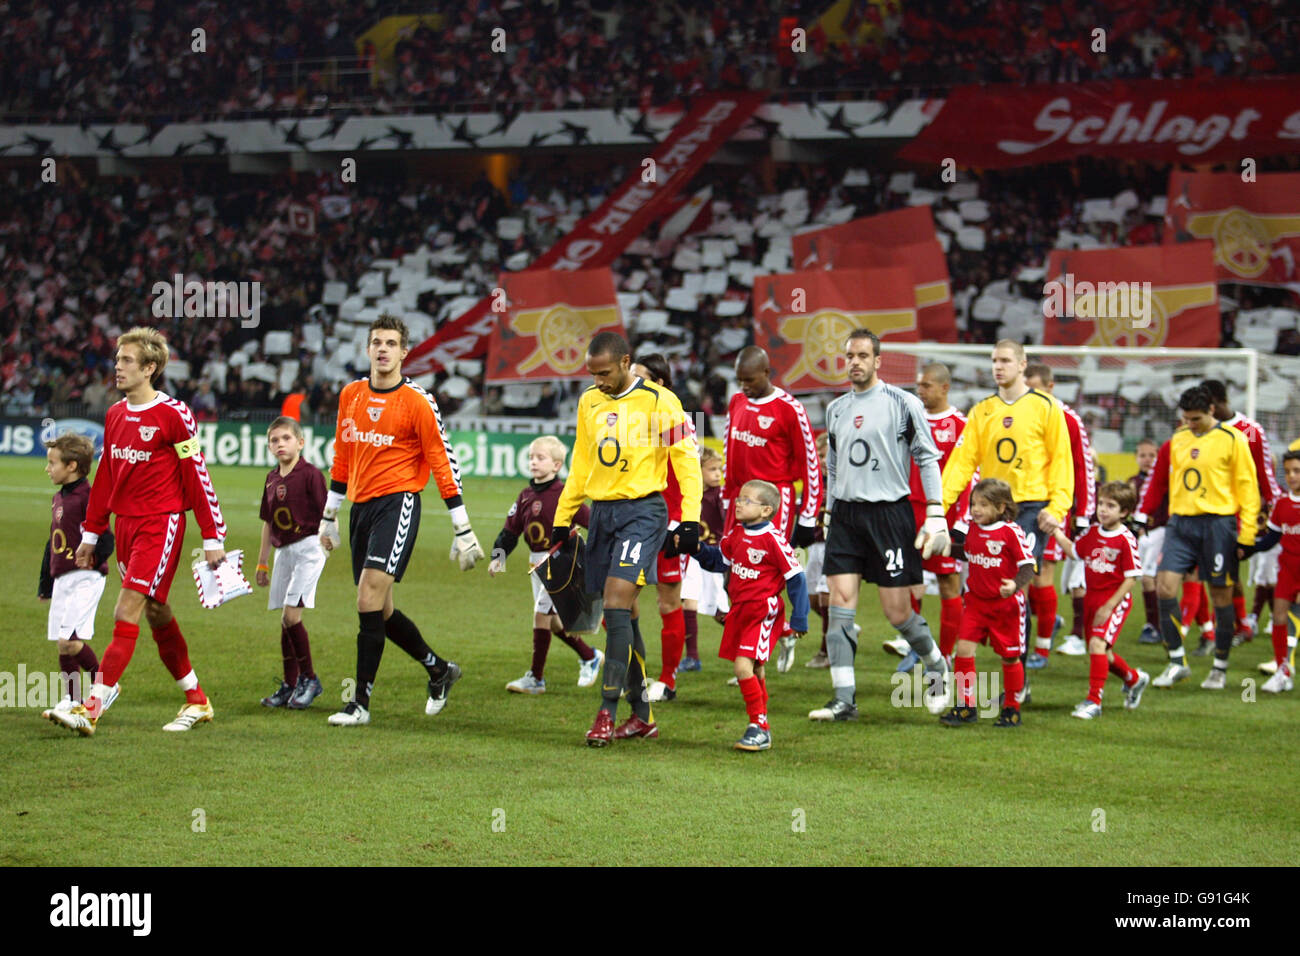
[940,340,1073,704]
[1135,385,1259,689]
[552,331,703,746]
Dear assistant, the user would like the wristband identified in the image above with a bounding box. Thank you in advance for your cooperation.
[257,564,269,573]
[324,489,345,519]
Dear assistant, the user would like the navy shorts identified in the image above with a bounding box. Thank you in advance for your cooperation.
[1013,500,1047,569]
[350,491,421,584]
[1159,513,1240,587]
[823,498,922,587]
[585,495,669,593]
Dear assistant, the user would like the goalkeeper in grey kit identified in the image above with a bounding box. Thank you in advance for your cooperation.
[810,329,952,721]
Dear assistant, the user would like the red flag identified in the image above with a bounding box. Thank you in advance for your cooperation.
[791,208,957,342]
[900,77,1300,169]
[753,267,919,394]
[1043,242,1218,348]
[406,92,766,376]
[485,269,625,383]
[1165,171,1300,289]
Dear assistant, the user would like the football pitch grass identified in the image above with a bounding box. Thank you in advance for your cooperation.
[1,457,1297,867]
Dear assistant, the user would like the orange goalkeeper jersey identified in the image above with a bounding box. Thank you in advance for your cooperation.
[330,377,463,504]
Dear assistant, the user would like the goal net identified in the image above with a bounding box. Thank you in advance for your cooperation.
[795,345,1300,481]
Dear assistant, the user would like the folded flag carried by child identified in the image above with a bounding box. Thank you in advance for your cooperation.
[192,548,253,609]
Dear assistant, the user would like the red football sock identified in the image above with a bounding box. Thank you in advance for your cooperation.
[1088,652,1109,705]
[555,629,595,662]
[1109,651,1136,685]
[658,607,685,687]
[1233,594,1247,629]
[98,620,139,688]
[939,597,962,658]
[1031,585,1057,639]
[530,627,551,679]
[682,609,698,659]
[739,675,767,729]
[1002,657,1024,711]
[153,618,205,705]
[280,629,300,686]
[1252,585,1274,618]
[955,655,977,707]
[910,593,922,614]
[759,675,768,710]
[1181,581,1202,627]
[285,621,314,678]
[1273,623,1289,666]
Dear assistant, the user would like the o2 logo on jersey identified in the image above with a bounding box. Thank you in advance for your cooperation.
[986,540,1004,555]
[137,425,159,442]
[757,416,774,430]
[747,548,766,565]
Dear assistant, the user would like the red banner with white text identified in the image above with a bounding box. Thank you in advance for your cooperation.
[1165,171,1300,290]
[405,92,765,376]
[899,78,1300,169]
[1043,242,1219,348]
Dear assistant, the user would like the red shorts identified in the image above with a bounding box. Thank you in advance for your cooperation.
[1277,559,1300,604]
[115,512,187,604]
[957,592,1026,658]
[1085,592,1131,647]
[718,596,785,664]
[724,482,796,539]
[910,499,961,575]
[656,550,686,585]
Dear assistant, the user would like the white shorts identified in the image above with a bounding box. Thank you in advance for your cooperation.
[268,535,327,610]
[1252,544,1281,587]
[529,550,556,615]
[1061,555,1087,591]
[47,570,106,642]
[681,555,702,603]
[698,568,731,617]
[1138,526,1165,577]
[805,542,829,595]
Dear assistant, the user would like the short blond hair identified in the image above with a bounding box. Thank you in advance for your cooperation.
[700,446,723,465]
[267,416,304,441]
[118,327,170,385]
[993,339,1026,363]
[529,435,568,464]
[743,479,781,514]
[45,433,94,477]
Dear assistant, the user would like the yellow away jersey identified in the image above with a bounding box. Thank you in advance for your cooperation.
[555,377,702,526]
[942,388,1073,519]
[1169,424,1259,541]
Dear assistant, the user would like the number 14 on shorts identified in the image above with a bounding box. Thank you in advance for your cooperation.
[620,539,642,566]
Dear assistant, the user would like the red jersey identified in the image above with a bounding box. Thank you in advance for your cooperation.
[700,485,725,544]
[962,520,1035,601]
[1224,412,1281,508]
[660,411,698,522]
[260,457,327,548]
[1266,493,1300,560]
[502,477,590,553]
[1073,524,1141,599]
[723,387,822,524]
[83,393,227,543]
[718,520,803,607]
[1061,400,1096,525]
[909,407,971,522]
[1128,469,1167,529]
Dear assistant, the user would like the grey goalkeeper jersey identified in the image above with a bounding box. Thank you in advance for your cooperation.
[825,381,942,508]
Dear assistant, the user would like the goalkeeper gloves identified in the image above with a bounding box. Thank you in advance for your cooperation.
[914,503,951,559]
[792,519,816,548]
[550,526,570,549]
[319,506,340,555]
[450,524,485,572]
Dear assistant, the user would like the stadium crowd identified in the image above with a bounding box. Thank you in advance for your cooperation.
[3,0,1297,120]
[3,148,1300,424]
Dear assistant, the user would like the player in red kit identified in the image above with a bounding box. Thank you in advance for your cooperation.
[723,347,822,544]
[51,327,228,736]
[1240,449,1300,692]
[890,362,970,672]
[1057,481,1150,718]
[694,479,810,751]
[940,479,1035,728]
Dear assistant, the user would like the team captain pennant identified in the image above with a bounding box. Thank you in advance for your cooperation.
[192,548,252,609]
